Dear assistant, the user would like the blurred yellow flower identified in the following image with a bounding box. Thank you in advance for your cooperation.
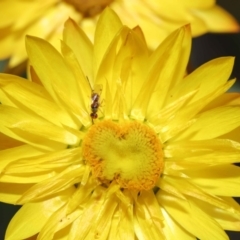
[1,8,240,240]
[0,0,239,68]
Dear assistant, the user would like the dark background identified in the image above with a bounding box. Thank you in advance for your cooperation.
[1,0,240,239]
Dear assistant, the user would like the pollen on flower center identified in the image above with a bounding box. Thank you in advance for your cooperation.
[63,0,114,17]
[82,120,164,190]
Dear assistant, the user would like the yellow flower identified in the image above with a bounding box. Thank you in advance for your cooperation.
[1,8,240,240]
[0,0,239,68]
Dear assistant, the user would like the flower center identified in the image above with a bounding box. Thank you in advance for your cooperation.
[63,0,114,17]
[82,120,164,190]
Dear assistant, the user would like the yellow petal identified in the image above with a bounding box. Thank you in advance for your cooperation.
[9,2,78,67]
[103,78,113,119]
[17,165,84,204]
[0,28,15,59]
[222,126,240,143]
[0,105,79,147]
[185,165,240,196]
[175,105,240,141]
[169,57,235,105]
[11,1,56,30]
[93,7,122,78]
[25,36,87,127]
[0,142,43,167]
[162,175,236,211]
[147,1,191,20]
[163,80,235,142]
[95,26,129,118]
[180,0,215,8]
[193,5,240,33]
[0,0,31,27]
[157,191,229,240]
[189,15,208,36]
[156,177,186,200]
[97,26,149,120]
[63,18,94,82]
[68,186,106,239]
[165,138,240,165]
[53,225,71,240]
[5,187,74,240]
[134,191,164,239]
[148,89,197,129]
[0,124,64,152]
[131,25,191,120]
[161,207,196,240]
[0,144,44,172]
[61,40,91,125]
[203,92,240,111]
[0,132,22,150]
[0,182,33,204]
[193,197,240,231]
[39,202,82,240]
[84,194,118,239]
[108,191,134,239]
[0,148,82,184]
[1,79,76,128]
[115,29,149,116]
[0,73,49,98]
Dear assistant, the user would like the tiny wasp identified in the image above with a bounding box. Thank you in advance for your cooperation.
[90,92,100,120]
[86,77,102,123]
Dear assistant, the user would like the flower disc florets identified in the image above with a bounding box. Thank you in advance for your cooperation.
[82,120,164,190]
